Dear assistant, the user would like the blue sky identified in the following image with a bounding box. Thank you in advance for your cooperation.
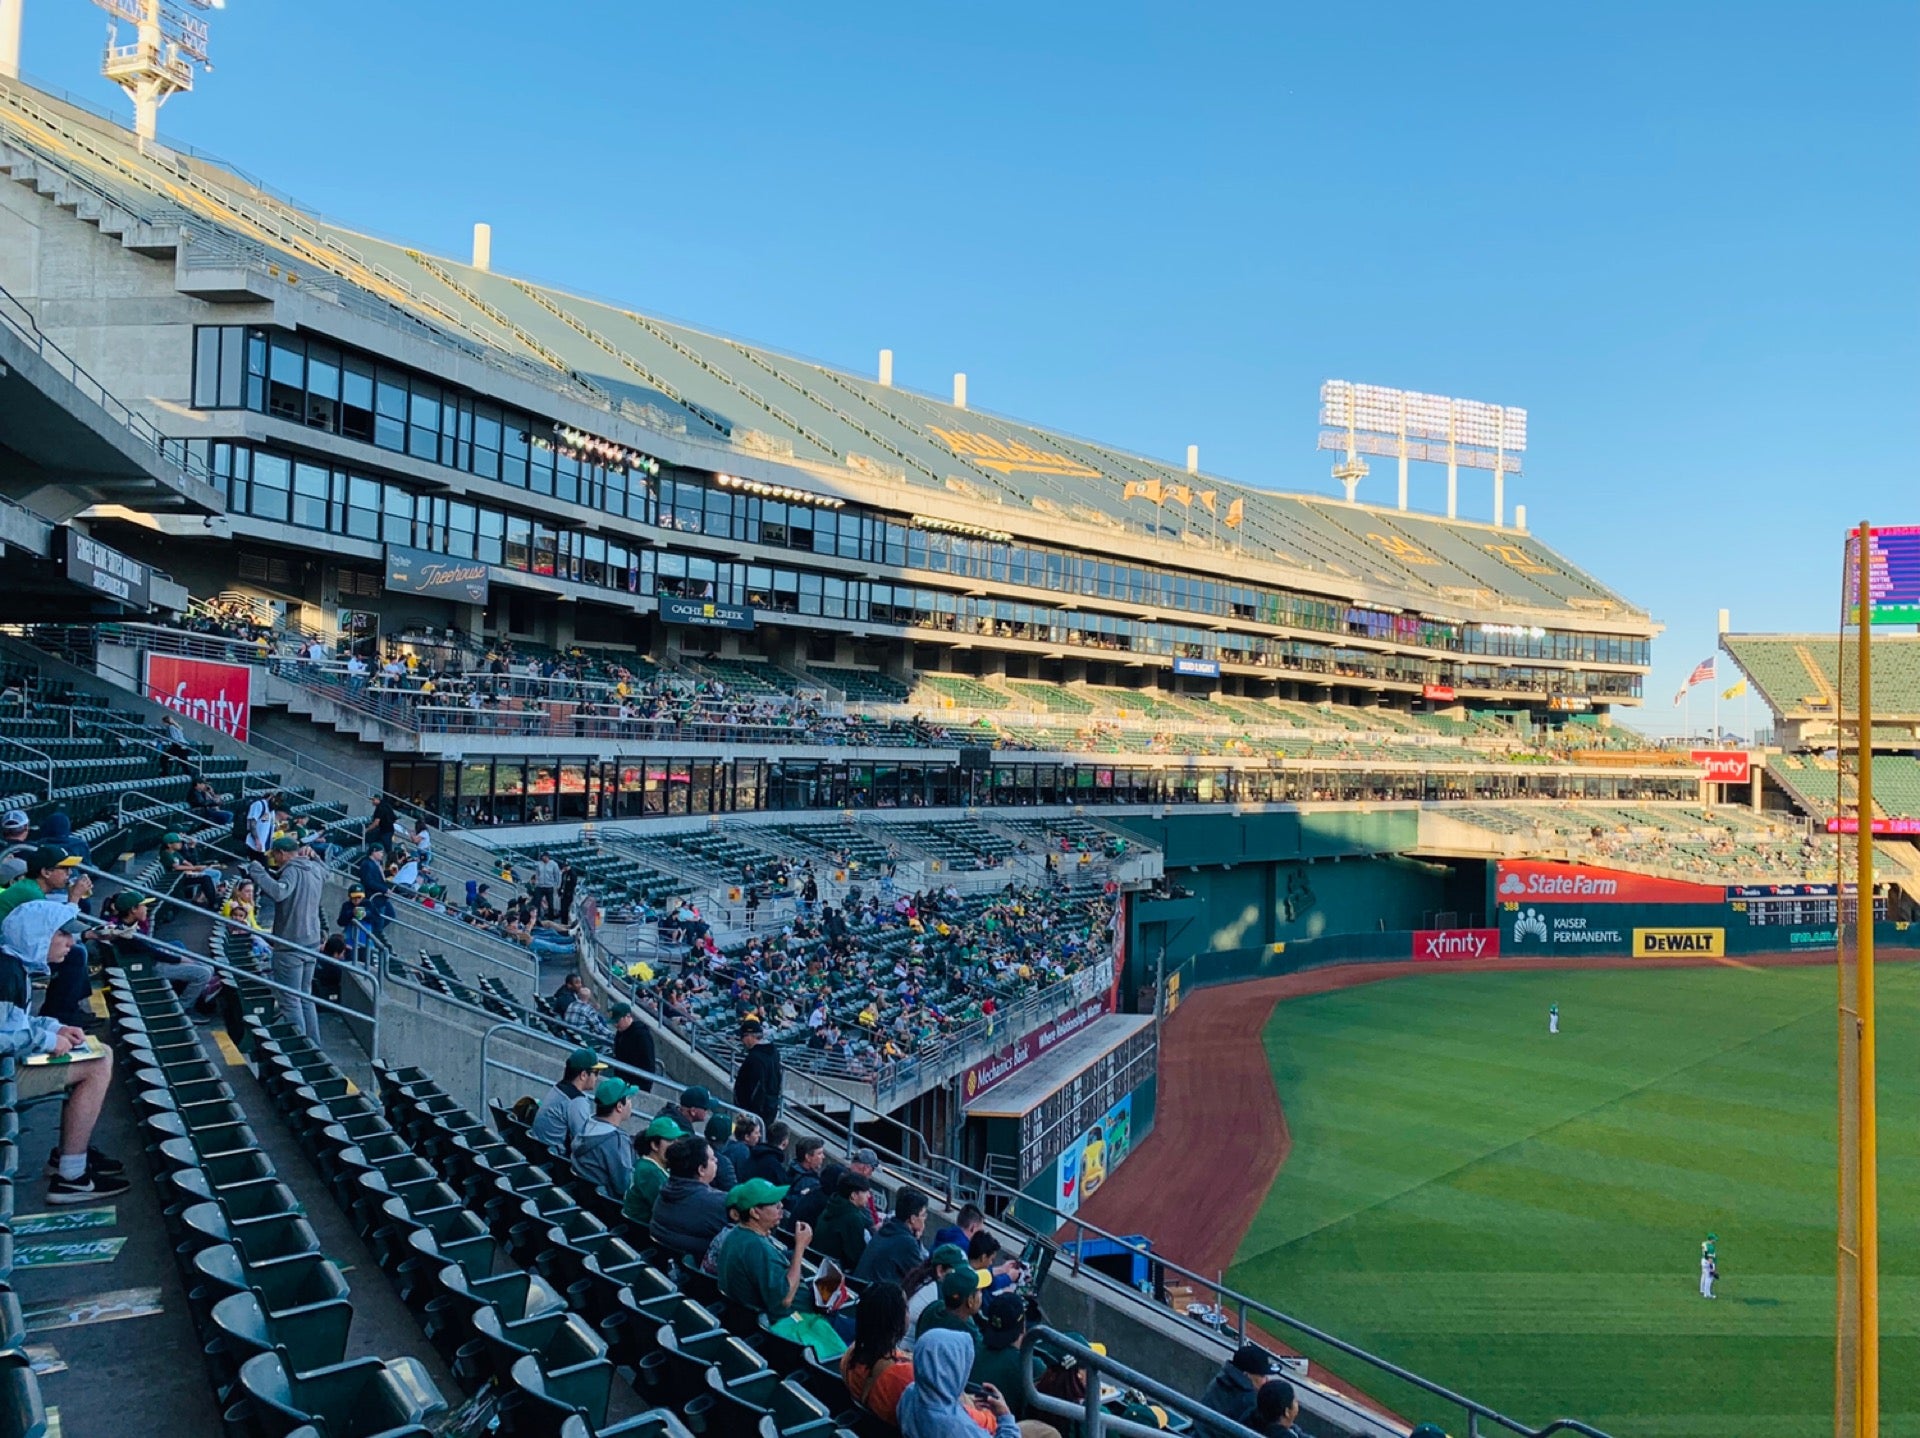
[15,1,1918,735]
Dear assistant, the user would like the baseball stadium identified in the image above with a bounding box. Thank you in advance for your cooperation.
[0,19,1909,1438]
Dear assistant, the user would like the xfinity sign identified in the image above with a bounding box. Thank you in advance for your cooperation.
[1412,928,1501,961]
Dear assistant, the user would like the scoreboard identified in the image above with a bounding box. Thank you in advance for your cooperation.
[1726,884,1886,928]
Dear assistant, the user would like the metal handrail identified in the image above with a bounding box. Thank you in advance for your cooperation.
[0,728,54,795]
[0,279,217,494]
[455,978,1619,1438]
[77,861,381,1060]
[476,1019,767,1132]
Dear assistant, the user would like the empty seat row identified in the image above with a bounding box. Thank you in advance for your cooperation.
[106,947,449,1438]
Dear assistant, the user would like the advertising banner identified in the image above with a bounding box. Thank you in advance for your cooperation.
[1422,683,1456,701]
[57,528,150,609]
[1828,817,1920,835]
[1632,927,1726,958]
[1173,657,1221,678]
[660,596,755,631]
[962,994,1111,1103]
[1494,860,1728,906]
[143,653,251,741]
[1411,928,1501,961]
[384,544,489,604]
[1055,1091,1135,1218]
[1690,750,1752,785]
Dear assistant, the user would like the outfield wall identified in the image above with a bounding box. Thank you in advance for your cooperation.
[1120,811,1482,1000]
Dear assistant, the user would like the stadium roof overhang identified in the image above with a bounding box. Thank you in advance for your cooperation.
[0,325,224,522]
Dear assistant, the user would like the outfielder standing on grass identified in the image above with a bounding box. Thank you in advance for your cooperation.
[1699,1233,1718,1298]
[1548,1003,1559,1035]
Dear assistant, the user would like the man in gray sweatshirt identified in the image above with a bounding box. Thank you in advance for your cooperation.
[248,836,328,1043]
[570,1077,639,1200]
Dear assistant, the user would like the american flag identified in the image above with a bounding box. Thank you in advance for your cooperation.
[1685,657,1717,687]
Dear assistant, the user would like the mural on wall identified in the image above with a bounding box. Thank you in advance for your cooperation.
[1056,1093,1136,1218]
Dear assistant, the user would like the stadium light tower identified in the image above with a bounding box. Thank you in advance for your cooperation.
[1318,380,1527,525]
[92,0,222,141]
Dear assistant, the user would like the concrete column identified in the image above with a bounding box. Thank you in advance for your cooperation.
[0,0,22,81]
[878,350,893,387]
[952,374,967,410]
[472,223,493,272]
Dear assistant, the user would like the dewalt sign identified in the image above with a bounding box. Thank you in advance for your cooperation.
[1632,927,1725,958]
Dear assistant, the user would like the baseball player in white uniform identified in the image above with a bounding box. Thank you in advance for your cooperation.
[1548,1003,1560,1035]
[1700,1233,1718,1298]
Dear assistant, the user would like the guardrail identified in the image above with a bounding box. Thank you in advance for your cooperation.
[0,279,217,495]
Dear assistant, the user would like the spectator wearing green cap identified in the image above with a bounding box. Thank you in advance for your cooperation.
[531,1046,607,1153]
[717,1176,810,1321]
[160,833,222,909]
[622,1113,685,1225]
[572,1076,640,1199]
[100,891,218,1016]
[611,1001,656,1091]
[914,1263,991,1350]
[905,1242,973,1329]
[0,846,94,1028]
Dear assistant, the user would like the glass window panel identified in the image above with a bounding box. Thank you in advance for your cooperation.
[207,327,241,409]
[374,372,407,451]
[383,485,414,544]
[477,508,505,564]
[267,335,304,420]
[347,475,381,539]
[408,384,440,461]
[504,515,531,571]
[193,327,221,408]
[340,356,375,442]
[292,462,329,529]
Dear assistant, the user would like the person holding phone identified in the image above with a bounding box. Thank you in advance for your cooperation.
[899,1330,1019,1438]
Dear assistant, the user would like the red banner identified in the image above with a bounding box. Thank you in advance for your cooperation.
[1690,750,1751,785]
[1494,859,1727,905]
[961,996,1111,1103]
[1412,928,1501,961]
[1828,816,1920,835]
[143,653,251,741]
[1422,683,1455,701]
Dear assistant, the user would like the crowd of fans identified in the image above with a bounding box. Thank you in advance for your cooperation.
[623,881,1115,1081]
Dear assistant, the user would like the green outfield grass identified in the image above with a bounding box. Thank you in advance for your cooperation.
[1227,963,1920,1438]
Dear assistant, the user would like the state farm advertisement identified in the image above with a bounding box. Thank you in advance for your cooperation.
[1412,928,1501,961]
[143,653,252,742]
[1494,860,1727,906]
[1690,750,1752,785]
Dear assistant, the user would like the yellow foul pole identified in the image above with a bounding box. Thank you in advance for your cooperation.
[1855,518,1879,1434]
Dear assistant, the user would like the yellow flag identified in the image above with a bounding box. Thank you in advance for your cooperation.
[1169,485,1193,508]
[1144,479,1165,505]
[1722,679,1747,700]
[1197,490,1218,516]
[1122,481,1147,502]
[1224,497,1244,528]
